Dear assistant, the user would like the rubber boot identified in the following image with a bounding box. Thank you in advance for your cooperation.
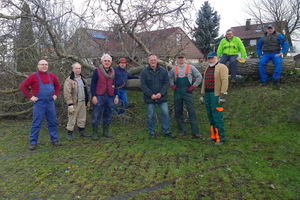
[91,126,99,140]
[103,123,112,138]
[67,130,73,141]
[78,127,90,137]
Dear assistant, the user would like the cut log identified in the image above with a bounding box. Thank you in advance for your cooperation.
[125,57,296,88]
[196,57,295,76]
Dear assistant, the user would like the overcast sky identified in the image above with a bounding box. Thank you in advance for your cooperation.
[193,0,250,35]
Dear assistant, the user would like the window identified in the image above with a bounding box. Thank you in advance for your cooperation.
[176,33,182,46]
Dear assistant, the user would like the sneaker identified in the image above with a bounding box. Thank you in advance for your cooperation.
[262,82,267,86]
[231,79,236,84]
[52,141,61,147]
[192,134,203,139]
[165,132,176,138]
[29,145,36,151]
[214,142,224,146]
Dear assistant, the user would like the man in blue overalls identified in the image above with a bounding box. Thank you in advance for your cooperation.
[20,60,61,150]
[169,53,202,138]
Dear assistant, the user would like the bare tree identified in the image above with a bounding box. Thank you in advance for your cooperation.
[0,0,196,118]
[244,0,300,50]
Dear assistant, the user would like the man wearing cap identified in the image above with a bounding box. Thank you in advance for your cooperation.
[169,53,202,138]
[217,29,246,84]
[200,52,228,145]
[64,62,90,141]
[256,24,289,86]
[20,59,61,150]
[90,54,119,139]
[140,54,175,139]
[114,58,139,114]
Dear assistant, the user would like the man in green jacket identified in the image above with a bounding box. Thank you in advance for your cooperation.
[217,29,246,84]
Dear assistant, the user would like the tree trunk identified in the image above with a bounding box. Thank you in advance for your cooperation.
[125,57,296,89]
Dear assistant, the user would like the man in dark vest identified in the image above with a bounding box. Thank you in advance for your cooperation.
[256,24,289,86]
[90,54,119,139]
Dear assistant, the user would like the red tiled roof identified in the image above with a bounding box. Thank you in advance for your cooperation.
[83,27,203,59]
[232,21,286,40]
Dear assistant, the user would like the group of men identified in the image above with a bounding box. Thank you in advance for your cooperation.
[20,24,288,150]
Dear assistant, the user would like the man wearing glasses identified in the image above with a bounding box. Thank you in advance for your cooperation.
[20,60,61,150]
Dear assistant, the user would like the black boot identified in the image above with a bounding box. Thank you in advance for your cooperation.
[103,123,112,138]
[78,127,90,137]
[91,126,99,140]
[67,130,73,141]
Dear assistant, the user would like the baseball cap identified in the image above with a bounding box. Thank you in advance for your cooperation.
[118,57,127,63]
[207,52,217,58]
[267,24,274,29]
[177,52,185,58]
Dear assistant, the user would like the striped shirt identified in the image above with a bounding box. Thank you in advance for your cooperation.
[204,66,215,92]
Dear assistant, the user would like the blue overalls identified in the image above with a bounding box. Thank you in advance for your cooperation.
[30,72,58,145]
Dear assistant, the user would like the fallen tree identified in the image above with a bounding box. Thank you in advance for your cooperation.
[126,57,296,88]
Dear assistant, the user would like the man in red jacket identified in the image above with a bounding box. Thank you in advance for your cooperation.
[20,60,61,150]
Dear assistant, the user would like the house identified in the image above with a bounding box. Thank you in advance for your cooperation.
[232,19,287,47]
[66,27,203,65]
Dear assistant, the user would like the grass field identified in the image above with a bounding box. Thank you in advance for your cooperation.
[0,77,299,200]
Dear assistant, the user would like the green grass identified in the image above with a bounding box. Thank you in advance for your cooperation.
[0,78,299,199]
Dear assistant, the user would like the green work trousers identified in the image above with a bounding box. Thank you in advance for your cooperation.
[174,77,199,135]
[204,92,225,142]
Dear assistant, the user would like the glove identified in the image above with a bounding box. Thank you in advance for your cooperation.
[171,85,177,91]
[187,85,195,92]
[236,58,246,63]
[68,105,75,115]
[199,95,204,104]
[218,93,227,106]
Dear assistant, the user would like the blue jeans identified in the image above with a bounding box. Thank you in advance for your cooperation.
[146,102,171,134]
[114,89,128,114]
[219,54,238,80]
[258,53,282,82]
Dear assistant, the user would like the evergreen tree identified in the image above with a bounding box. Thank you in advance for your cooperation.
[194,1,220,57]
[14,3,38,72]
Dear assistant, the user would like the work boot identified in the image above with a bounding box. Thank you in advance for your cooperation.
[91,126,99,140]
[67,130,73,141]
[103,123,112,138]
[274,80,280,87]
[78,127,90,137]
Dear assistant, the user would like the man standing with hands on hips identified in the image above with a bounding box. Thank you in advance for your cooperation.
[169,53,202,138]
[20,59,61,150]
[200,52,228,145]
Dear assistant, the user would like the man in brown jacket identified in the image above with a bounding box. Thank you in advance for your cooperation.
[64,62,90,141]
[200,52,229,145]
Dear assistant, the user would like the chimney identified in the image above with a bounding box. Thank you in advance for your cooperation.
[246,19,251,31]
